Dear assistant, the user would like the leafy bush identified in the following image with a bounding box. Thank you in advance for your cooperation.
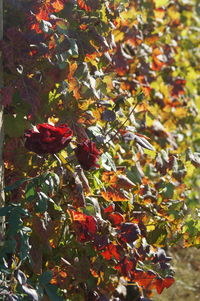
[0,0,200,300]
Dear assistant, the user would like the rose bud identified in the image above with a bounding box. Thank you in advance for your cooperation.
[24,123,73,155]
[75,140,101,170]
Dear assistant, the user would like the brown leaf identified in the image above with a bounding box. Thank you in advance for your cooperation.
[75,166,90,194]
[73,175,86,207]
[30,235,43,274]
[73,123,89,143]
[17,78,40,112]
[32,216,53,251]
[0,86,14,106]
[113,45,130,75]
[102,187,129,202]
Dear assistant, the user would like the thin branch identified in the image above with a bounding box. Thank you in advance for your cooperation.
[105,99,140,145]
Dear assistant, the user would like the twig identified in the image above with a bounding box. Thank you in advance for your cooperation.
[105,99,140,145]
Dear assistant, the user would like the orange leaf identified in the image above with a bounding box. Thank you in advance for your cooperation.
[102,170,135,190]
[52,0,64,12]
[77,0,99,12]
[135,270,156,289]
[77,0,92,12]
[101,243,122,260]
[102,187,129,202]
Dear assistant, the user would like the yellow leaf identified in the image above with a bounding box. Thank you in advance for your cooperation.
[113,30,124,42]
[101,3,108,23]
[143,149,157,159]
[173,107,187,118]
[57,153,73,173]
[103,75,114,92]
[154,0,169,8]
[146,223,155,232]
[146,114,154,127]
[167,6,180,22]
[60,150,68,158]
[186,161,195,177]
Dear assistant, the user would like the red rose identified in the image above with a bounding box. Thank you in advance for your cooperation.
[74,140,100,170]
[24,123,73,155]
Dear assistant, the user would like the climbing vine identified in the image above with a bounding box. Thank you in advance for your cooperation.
[0,0,200,300]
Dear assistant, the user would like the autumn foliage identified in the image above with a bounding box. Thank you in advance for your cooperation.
[1,0,200,300]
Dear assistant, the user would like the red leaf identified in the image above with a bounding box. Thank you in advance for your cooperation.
[153,276,175,294]
[77,0,99,12]
[108,212,124,226]
[163,276,175,289]
[104,204,115,213]
[115,257,136,279]
[29,0,64,33]
[101,243,122,261]
[137,75,151,96]
[35,5,50,22]
[69,210,97,242]
[154,277,164,294]
[134,270,156,289]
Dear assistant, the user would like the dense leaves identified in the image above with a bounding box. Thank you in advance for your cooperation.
[1,0,200,300]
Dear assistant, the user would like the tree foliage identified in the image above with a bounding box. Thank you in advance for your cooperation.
[1,0,200,300]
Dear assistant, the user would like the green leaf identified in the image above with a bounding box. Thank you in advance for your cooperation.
[19,229,31,261]
[39,270,53,286]
[5,178,29,192]
[4,114,27,137]
[86,277,98,290]
[101,152,116,172]
[56,20,68,33]
[40,20,53,34]
[44,284,64,301]
[135,135,155,151]
[0,206,11,216]
[1,239,16,254]
[127,166,142,184]
[159,182,175,199]
[147,225,167,246]
[36,192,48,213]
[68,39,79,58]
[25,183,36,202]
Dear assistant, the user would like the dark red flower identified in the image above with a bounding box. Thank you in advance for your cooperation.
[74,140,101,170]
[24,123,73,155]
